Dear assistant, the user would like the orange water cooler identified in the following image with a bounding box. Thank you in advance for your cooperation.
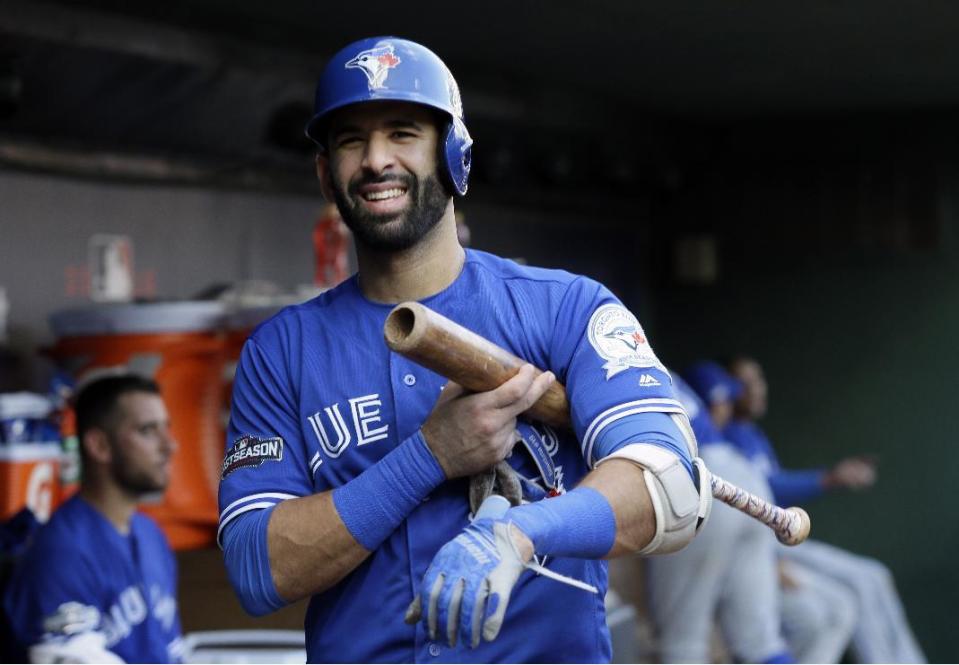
[220,305,286,425]
[0,393,61,522]
[49,303,227,549]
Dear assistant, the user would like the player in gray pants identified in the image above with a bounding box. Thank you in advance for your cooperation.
[646,367,793,663]
[726,356,925,664]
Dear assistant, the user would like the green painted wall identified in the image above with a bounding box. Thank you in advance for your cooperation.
[650,169,959,662]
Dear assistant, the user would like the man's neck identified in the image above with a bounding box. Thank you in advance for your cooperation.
[79,483,139,535]
[355,211,465,303]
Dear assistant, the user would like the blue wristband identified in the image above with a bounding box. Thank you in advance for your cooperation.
[507,486,616,559]
[332,430,445,551]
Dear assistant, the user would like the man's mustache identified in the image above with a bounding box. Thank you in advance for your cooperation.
[349,173,415,195]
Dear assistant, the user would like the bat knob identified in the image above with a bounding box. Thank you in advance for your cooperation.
[777,507,811,546]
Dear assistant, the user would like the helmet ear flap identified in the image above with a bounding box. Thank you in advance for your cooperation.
[443,116,473,196]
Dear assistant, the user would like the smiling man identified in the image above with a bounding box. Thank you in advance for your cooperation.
[3,374,184,663]
[218,36,711,663]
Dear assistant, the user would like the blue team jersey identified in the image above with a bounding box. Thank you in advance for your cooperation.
[219,249,688,663]
[723,419,825,506]
[3,495,183,662]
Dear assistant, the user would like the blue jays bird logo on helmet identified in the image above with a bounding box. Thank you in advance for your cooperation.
[346,45,401,90]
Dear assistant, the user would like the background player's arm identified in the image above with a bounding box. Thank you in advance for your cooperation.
[262,366,555,602]
[822,454,877,491]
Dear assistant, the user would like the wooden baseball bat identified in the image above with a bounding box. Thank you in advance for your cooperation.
[384,301,810,546]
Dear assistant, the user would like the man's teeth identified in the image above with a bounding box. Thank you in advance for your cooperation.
[364,188,406,201]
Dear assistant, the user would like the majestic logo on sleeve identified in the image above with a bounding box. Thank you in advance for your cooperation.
[587,304,665,379]
[221,435,284,479]
[346,44,401,90]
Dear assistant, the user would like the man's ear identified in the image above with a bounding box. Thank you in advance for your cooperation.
[315,154,335,202]
[82,429,112,466]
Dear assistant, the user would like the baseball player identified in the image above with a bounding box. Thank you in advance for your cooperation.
[725,356,926,663]
[645,362,794,663]
[3,375,183,663]
[218,36,711,663]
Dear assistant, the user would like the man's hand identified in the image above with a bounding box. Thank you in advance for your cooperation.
[421,364,555,479]
[778,560,801,591]
[404,516,534,648]
[824,455,878,490]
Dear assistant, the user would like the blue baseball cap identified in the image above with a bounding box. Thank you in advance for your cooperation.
[682,361,743,406]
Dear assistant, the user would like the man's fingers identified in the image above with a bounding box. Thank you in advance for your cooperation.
[470,579,491,648]
[435,575,458,648]
[481,589,509,643]
[404,595,422,624]
[501,369,555,418]
[485,364,537,409]
[435,380,466,406]
[446,578,465,648]
[427,573,445,640]
[486,365,555,415]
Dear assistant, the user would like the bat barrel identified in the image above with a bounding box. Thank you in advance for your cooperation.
[385,302,571,428]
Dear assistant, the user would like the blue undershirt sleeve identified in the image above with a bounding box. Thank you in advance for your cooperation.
[593,410,695,478]
[220,505,285,617]
[768,469,827,506]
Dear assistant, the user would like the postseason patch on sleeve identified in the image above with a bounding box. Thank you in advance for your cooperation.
[587,304,666,379]
[221,435,284,479]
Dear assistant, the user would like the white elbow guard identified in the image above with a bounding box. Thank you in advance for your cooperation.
[598,443,712,555]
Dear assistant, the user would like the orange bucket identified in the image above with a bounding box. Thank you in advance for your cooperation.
[0,442,62,522]
[221,305,286,424]
[49,303,227,550]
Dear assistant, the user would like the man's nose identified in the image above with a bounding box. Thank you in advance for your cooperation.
[161,427,178,454]
[361,133,395,173]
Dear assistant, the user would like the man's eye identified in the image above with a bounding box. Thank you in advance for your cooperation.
[392,130,416,139]
[336,136,362,148]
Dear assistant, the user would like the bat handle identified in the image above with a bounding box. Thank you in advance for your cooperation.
[710,473,811,545]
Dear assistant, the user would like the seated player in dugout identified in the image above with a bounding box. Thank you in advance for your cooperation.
[725,356,925,664]
[217,36,712,663]
[3,374,184,663]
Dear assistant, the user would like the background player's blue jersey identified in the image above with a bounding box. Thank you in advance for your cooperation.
[219,249,691,663]
[3,495,183,663]
[723,419,826,506]
[670,374,724,447]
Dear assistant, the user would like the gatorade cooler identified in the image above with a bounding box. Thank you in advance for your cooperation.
[0,393,61,522]
[49,302,226,550]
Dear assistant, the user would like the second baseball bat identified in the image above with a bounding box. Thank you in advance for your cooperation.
[384,301,810,545]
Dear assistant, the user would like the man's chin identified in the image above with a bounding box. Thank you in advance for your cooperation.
[349,219,423,250]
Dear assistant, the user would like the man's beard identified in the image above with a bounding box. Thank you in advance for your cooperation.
[110,443,168,497]
[332,170,449,251]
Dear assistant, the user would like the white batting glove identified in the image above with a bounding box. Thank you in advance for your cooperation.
[404,515,532,649]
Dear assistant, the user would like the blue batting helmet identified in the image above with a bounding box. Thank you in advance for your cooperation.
[683,361,744,407]
[305,36,473,196]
